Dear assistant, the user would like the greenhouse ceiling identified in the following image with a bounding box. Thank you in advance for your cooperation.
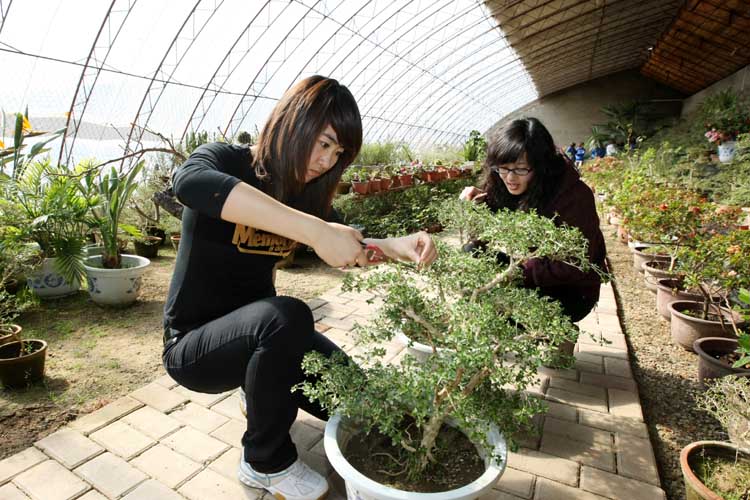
[1,0,748,164]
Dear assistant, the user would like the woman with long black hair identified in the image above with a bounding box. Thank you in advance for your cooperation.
[162,75,436,500]
[460,117,606,322]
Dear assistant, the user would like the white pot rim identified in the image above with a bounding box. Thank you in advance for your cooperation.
[83,254,150,273]
[324,413,507,500]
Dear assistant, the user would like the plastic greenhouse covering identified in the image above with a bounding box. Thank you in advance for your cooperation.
[0,0,538,163]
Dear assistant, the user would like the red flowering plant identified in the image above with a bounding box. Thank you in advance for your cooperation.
[674,229,750,323]
[701,89,750,145]
[579,156,625,195]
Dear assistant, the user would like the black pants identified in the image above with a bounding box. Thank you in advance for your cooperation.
[162,296,340,473]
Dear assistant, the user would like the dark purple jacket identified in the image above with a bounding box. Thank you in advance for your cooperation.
[521,162,606,319]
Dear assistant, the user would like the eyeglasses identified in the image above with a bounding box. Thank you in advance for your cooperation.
[490,165,533,177]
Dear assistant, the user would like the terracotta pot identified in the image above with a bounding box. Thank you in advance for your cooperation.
[0,339,48,389]
[145,226,167,245]
[368,179,381,193]
[379,177,392,191]
[425,171,440,183]
[447,168,461,178]
[389,176,401,188]
[680,441,749,500]
[336,182,351,195]
[632,245,670,273]
[170,234,181,252]
[398,174,413,187]
[0,324,21,347]
[656,278,707,321]
[642,260,679,293]
[669,301,739,352]
[616,225,629,244]
[693,337,750,387]
[351,181,369,195]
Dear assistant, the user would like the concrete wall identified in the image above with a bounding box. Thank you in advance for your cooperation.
[486,69,683,148]
[681,65,750,118]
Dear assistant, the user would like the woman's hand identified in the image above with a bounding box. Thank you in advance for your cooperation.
[365,231,438,268]
[312,223,367,268]
[459,186,487,202]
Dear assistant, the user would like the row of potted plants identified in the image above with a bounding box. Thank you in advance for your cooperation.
[341,162,475,196]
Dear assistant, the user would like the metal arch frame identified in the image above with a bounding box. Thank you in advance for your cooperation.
[379,3,669,145]
[0,0,12,35]
[58,0,137,167]
[223,0,332,138]
[361,114,464,145]
[413,3,678,146]
[285,0,428,93]
[180,0,293,141]
[122,0,225,164]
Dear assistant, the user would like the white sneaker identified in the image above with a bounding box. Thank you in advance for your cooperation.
[239,457,329,500]
[239,387,246,417]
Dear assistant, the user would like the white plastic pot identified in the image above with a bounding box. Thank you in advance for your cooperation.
[27,257,80,299]
[325,414,507,500]
[394,330,444,362]
[718,141,736,163]
[83,254,150,306]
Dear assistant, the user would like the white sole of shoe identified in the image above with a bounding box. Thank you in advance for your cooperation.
[238,473,329,500]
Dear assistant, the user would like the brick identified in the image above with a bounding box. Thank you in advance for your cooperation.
[77,491,107,500]
[172,386,232,408]
[534,478,609,500]
[495,466,536,499]
[291,421,324,451]
[546,388,608,414]
[305,298,327,310]
[604,358,633,378]
[574,352,604,368]
[130,382,188,412]
[345,299,379,315]
[313,308,325,322]
[317,291,349,305]
[578,409,649,438]
[322,327,355,348]
[540,433,615,472]
[507,448,579,486]
[210,392,245,421]
[122,479,185,500]
[153,373,179,389]
[178,469,262,500]
[70,396,143,435]
[480,490,526,499]
[122,405,183,440]
[90,421,155,460]
[546,401,577,422]
[299,448,333,478]
[580,466,666,499]
[208,447,242,480]
[210,418,245,447]
[0,483,31,500]
[35,429,104,469]
[14,460,89,500]
[578,333,627,350]
[543,417,613,447]
[537,366,578,381]
[314,322,330,332]
[170,402,229,433]
[297,409,326,431]
[130,443,202,488]
[338,290,375,301]
[548,378,606,399]
[608,389,643,420]
[576,360,604,374]
[615,435,660,485]
[315,302,357,319]
[580,372,638,392]
[576,343,627,359]
[319,315,367,331]
[74,452,147,498]
[161,427,230,463]
[0,447,47,484]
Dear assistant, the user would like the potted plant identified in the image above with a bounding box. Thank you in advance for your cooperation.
[1,112,97,299]
[397,166,414,187]
[296,200,596,498]
[680,375,750,499]
[82,162,151,306]
[670,229,750,351]
[702,88,750,163]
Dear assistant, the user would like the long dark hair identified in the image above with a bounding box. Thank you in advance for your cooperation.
[480,117,566,212]
[253,75,362,218]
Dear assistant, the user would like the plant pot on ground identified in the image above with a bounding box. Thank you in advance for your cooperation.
[668,301,741,352]
[656,278,716,321]
[133,236,162,259]
[680,441,750,500]
[632,245,670,274]
[0,324,21,347]
[170,233,181,252]
[145,225,167,244]
[84,254,150,307]
[693,337,750,387]
[0,339,48,389]
[642,260,680,294]
[297,200,596,495]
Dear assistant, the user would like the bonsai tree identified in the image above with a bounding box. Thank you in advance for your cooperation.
[700,375,750,450]
[297,200,599,485]
[83,162,144,269]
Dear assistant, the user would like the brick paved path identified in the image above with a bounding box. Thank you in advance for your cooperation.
[0,282,667,500]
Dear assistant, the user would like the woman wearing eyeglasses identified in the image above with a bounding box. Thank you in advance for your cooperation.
[459,117,606,322]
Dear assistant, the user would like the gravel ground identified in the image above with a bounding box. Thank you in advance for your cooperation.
[603,224,726,500]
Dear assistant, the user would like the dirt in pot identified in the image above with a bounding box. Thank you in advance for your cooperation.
[713,351,750,370]
[695,453,750,499]
[344,420,485,493]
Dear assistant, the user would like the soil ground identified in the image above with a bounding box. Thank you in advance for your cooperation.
[0,245,352,460]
